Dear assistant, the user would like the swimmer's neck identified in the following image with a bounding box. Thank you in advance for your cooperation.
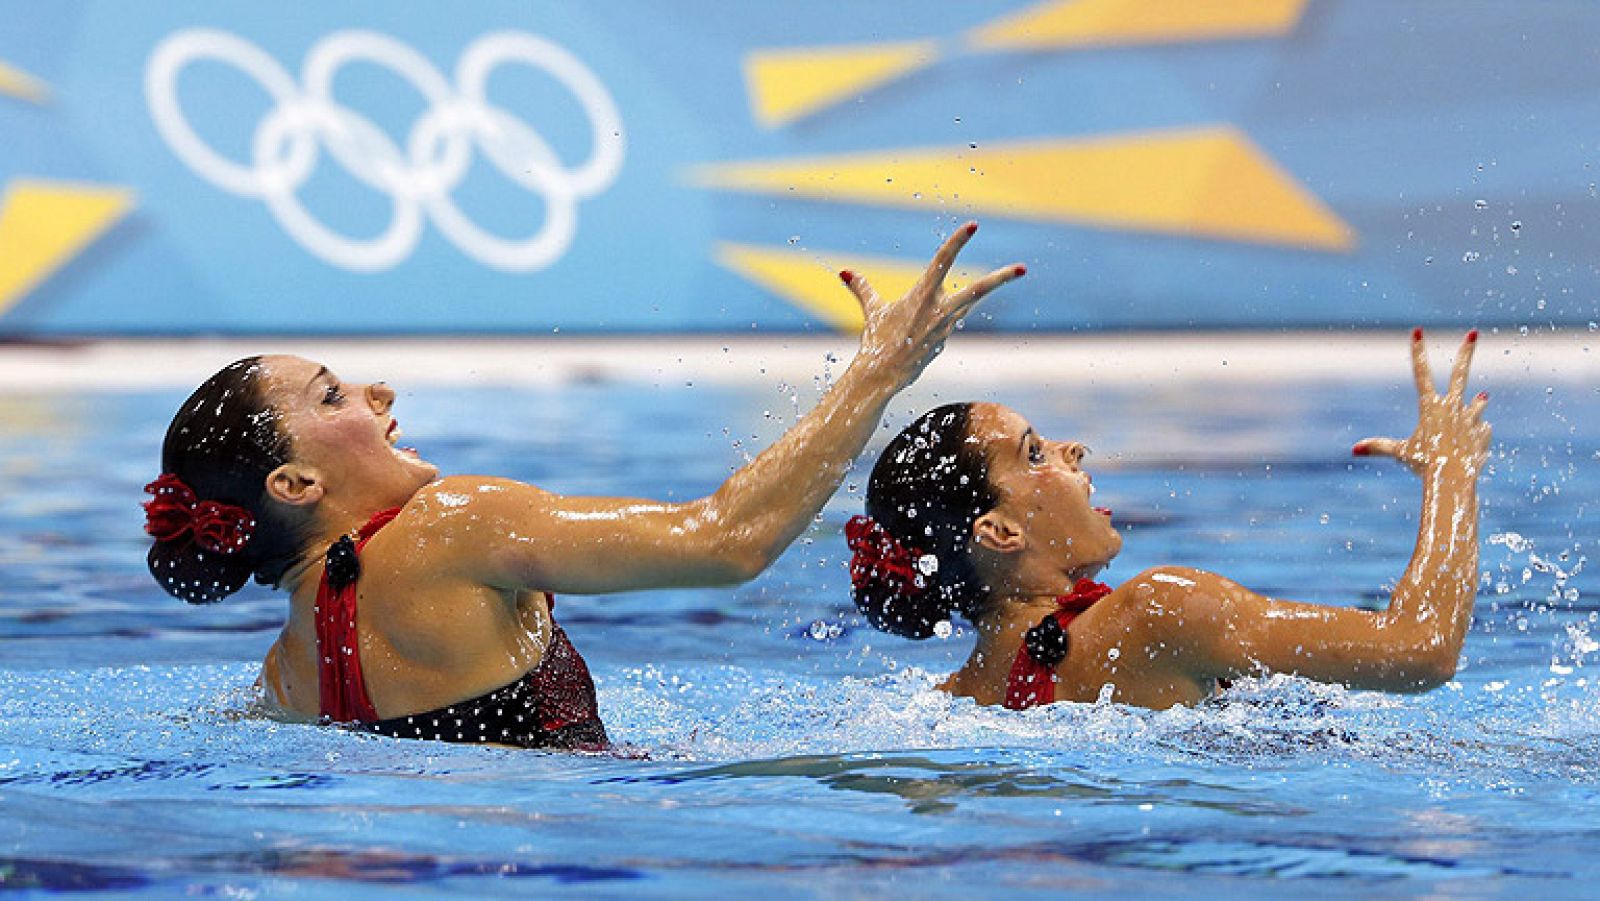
[973,564,1109,631]
[277,498,410,596]
[941,588,1079,704]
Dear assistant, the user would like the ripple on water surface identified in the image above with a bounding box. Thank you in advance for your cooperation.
[2,379,1597,893]
[1,660,1597,893]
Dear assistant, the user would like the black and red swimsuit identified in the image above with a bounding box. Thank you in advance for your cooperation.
[1003,578,1112,710]
[314,508,608,750]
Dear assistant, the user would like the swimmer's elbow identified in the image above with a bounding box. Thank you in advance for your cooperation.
[1405,650,1459,692]
[687,546,768,587]
[1372,637,1460,693]
[690,521,775,585]
[727,550,771,584]
[685,536,762,586]
[716,533,780,584]
[1392,615,1467,690]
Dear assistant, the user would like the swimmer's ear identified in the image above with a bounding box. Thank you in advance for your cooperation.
[265,464,323,507]
[972,512,1026,554]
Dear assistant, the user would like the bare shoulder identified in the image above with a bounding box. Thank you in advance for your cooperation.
[379,475,565,588]
[408,475,550,520]
[400,476,558,543]
[1100,566,1262,642]
[1110,565,1235,605]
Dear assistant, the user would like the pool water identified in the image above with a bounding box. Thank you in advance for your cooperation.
[1,371,1596,896]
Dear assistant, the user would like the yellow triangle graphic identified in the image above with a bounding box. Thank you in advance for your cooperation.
[744,40,939,128]
[716,242,985,333]
[970,0,1307,50]
[693,127,1353,251]
[0,60,49,103]
[0,180,135,317]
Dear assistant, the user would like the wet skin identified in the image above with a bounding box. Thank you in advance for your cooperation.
[940,330,1492,709]
[255,223,1027,719]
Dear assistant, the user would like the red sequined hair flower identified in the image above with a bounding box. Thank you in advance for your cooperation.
[142,473,256,555]
[845,515,929,598]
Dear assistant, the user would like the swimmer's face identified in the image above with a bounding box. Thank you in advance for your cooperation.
[258,355,438,511]
[968,402,1121,583]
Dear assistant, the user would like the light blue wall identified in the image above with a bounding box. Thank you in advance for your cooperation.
[1,1,1596,335]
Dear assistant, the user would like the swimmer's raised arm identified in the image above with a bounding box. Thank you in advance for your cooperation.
[425,223,1025,595]
[1143,330,1491,691]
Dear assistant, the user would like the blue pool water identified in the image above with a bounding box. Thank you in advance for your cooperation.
[1,370,1596,896]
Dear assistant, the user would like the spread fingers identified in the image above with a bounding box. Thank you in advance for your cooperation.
[839,269,879,313]
[1352,436,1401,458]
[916,221,979,297]
[1409,327,1436,401]
[1468,391,1489,420]
[946,263,1026,319]
[1446,329,1478,404]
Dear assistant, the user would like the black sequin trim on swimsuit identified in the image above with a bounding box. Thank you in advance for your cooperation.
[357,623,608,751]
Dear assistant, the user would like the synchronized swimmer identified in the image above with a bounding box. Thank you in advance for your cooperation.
[847,328,1488,708]
[144,222,1490,747]
[143,223,1023,748]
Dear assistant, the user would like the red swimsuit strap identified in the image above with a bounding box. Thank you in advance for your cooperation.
[314,507,401,722]
[1003,579,1113,710]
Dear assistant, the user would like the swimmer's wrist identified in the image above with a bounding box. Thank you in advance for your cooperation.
[1421,455,1477,480]
[843,349,912,393]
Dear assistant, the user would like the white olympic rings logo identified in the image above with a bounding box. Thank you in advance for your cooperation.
[145,29,625,272]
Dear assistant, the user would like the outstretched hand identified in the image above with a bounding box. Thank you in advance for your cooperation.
[1353,328,1492,475]
[840,221,1025,385]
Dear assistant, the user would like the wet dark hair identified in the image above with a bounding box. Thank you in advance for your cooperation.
[854,403,999,639]
[147,357,305,603]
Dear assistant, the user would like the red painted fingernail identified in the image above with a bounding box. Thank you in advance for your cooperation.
[1412,327,1423,341]
[1476,391,1489,401]
[839,270,854,285]
[1013,264,1027,277]
[1467,329,1479,343]
[965,222,978,236]
[1352,442,1371,456]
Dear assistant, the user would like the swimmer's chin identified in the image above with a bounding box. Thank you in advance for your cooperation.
[1073,547,1120,581]
[1076,563,1111,583]
[393,443,442,478]
[391,442,430,464]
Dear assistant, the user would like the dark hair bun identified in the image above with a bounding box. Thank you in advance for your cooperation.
[853,403,999,640]
[147,539,253,605]
[147,357,297,603]
[852,570,954,640]
[846,514,950,639]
